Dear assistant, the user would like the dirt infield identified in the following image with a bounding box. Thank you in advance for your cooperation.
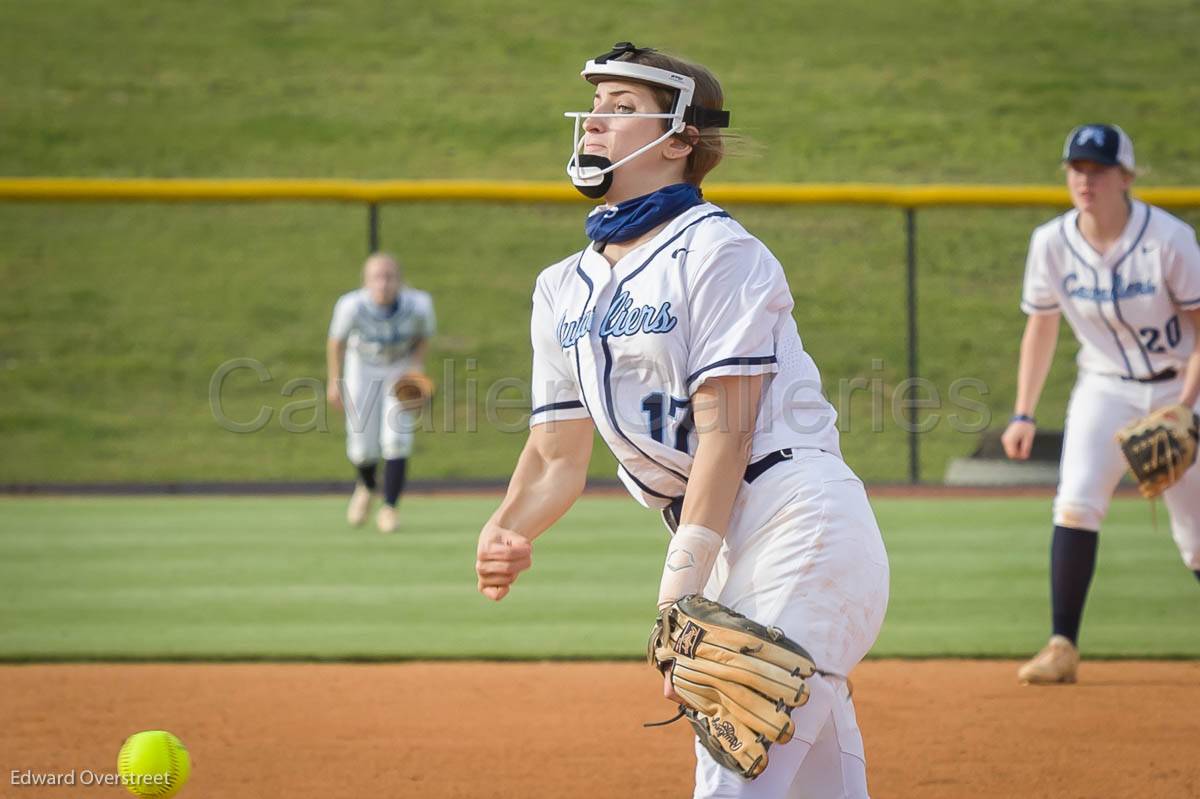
[2,660,1197,798]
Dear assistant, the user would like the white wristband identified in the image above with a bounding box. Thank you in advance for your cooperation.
[657,523,723,610]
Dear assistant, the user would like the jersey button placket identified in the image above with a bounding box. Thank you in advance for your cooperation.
[576,262,612,428]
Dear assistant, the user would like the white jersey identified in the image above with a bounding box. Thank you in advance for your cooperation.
[328,287,436,368]
[1021,200,1200,379]
[528,202,841,509]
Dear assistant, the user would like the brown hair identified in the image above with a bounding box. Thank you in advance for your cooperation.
[613,49,726,186]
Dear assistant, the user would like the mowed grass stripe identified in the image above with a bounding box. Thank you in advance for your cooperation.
[0,496,1196,660]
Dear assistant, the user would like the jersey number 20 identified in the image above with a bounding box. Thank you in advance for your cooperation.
[1139,315,1181,354]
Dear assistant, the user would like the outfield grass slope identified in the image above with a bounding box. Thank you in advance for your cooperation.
[2,1,1199,482]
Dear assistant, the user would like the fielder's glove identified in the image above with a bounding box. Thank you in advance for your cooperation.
[1116,403,1199,498]
[646,595,820,780]
[391,372,434,411]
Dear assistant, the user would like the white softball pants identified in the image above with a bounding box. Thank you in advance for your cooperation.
[1055,370,1200,569]
[341,353,417,465]
[693,449,890,799]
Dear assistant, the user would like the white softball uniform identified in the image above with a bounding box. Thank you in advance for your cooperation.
[328,287,436,464]
[1022,200,1200,563]
[529,203,889,797]
[531,203,841,506]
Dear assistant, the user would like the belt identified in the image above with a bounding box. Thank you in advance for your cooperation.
[661,449,794,534]
[1122,368,1178,384]
[744,448,794,483]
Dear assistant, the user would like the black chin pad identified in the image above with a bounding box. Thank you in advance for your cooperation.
[570,154,613,199]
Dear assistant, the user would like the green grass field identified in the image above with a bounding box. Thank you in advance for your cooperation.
[2,1,1200,483]
[1,495,1196,660]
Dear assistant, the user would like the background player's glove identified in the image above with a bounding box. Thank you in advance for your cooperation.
[646,595,818,780]
[391,372,434,411]
[1116,403,1199,498]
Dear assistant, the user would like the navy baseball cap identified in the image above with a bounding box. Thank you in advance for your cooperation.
[1062,123,1135,171]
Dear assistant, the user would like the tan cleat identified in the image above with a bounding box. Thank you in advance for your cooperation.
[1018,635,1079,685]
[376,504,399,534]
[346,484,375,527]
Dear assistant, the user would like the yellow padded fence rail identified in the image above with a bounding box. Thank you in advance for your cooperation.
[2,178,1200,208]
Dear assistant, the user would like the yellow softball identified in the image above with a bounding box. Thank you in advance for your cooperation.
[116,730,190,799]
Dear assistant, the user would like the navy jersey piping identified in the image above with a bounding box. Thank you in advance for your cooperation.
[687,355,778,387]
[1059,219,1135,379]
[1021,300,1060,312]
[531,400,584,416]
[599,210,732,490]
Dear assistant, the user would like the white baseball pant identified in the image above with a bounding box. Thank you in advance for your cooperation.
[693,449,890,799]
[1055,370,1200,569]
[341,352,418,465]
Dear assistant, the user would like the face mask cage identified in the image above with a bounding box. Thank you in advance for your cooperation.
[563,43,729,193]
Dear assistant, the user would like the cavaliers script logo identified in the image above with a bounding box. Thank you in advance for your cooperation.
[673,622,705,658]
[712,720,742,751]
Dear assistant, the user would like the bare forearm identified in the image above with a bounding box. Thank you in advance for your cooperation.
[657,375,761,611]
[681,431,752,532]
[326,339,346,382]
[1179,348,1200,408]
[680,374,763,532]
[410,338,429,372]
[490,439,588,541]
[477,420,591,601]
[1014,316,1059,416]
[659,437,747,610]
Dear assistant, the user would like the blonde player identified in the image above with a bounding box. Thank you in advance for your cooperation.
[474,43,889,797]
[1002,124,1200,684]
[327,252,436,533]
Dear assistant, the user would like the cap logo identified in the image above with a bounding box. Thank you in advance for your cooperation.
[1075,126,1107,147]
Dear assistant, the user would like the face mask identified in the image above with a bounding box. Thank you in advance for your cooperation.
[563,42,730,199]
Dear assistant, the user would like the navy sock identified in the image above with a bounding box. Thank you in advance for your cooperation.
[383,458,407,507]
[356,463,378,491]
[1050,525,1098,645]
[1194,570,1200,584]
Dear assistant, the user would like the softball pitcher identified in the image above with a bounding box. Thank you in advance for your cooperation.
[327,252,435,533]
[1002,124,1200,684]
[474,43,889,797]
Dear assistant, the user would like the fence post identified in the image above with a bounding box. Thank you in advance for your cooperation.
[368,203,380,252]
[905,208,920,484]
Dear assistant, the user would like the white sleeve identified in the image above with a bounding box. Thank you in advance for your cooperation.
[327,294,356,340]
[529,276,590,428]
[418,293,437,337]
[1020,230,1061,315]
[1165,225,1200,311]
[684,238,788,395]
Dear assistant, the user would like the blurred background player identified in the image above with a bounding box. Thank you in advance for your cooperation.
[326,252,436,533]
[1002,124,1200,684]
